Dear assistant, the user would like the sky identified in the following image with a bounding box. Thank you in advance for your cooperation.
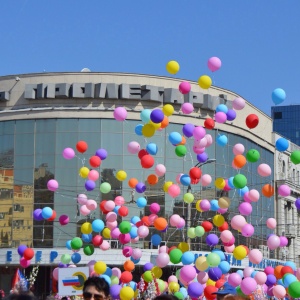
[1,0,300,116]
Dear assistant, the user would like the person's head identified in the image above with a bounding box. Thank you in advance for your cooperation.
[154,295,178,300]
[83,277,110,300]
[213,282,237,300]
[224,295,250,300]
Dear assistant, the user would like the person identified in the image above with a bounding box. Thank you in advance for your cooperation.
[153,295,178,300]
[82,277,110,300]
[224,296,250,300]
[212,282,237,300]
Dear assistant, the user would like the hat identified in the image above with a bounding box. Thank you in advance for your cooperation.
[212,282,237,295]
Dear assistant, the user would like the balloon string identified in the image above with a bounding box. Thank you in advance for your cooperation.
[55,230,62,248]
[166,228,178,245]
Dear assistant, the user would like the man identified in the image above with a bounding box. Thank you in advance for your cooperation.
[82,277,110,300]
[212,282,237,300]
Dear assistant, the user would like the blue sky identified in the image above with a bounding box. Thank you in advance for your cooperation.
[1,0,300,115]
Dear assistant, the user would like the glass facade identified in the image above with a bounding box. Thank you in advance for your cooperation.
[272,105,300,146]
[0,118,274,252]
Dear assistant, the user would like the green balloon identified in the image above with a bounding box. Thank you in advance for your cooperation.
[195,226,205,237]
[157,279,166,293]
[246,149,260,162]
[187,227,196,238]
[236,286,246,297]
[288,281,300,298]
[119,221,132,234]
[174,292,184,300]
[61,254,71,264]
[100,182,111,193]
[183,192,194,204]
[143,270,153,283]
[71,237,83,250]
[111,275,119,285]
[175,269,180,279]
[206,253,220,267]
[83,244,94,256]
[291,150,300,165]
[169,249,183,264]
[175,145,187,157]
[233,174,247,189]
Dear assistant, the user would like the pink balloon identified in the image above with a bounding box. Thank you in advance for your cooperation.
[233,143,245,155]
[248,249,263,264]
[205,134,213,147]
[80,205,91,216]
[168,275,178,283]
[119,233,131,244]
[273,285,286,299]
[257,164,272,177]
[88,170,99,181]
[63,147,75,160]
[254,271,267,285]
[232,97,245,110]
[159,245,169,253]
[201,174,212,186]
[267,235,280,250]
[114,107,127,121]
[155,164,166,176]
[77,194,88,205]
[20,257,31,268]
[148,214,158,225]
[59,214,69,226]
[132,248,142,259]
[243,267,254,278]
[296,268,300,280]
[224,244,235,253]
[228,273,242,287]
[243,192,252,203]
[240,277,257,295]
[127,141,140,154]
[192,145,205,154]
[100,240,110,250]
[104,200,115,212]
[278,184,291,196]
[194,137,208,148]
[150,203,160,214]
[223,236,235,247]
[231,215,246,230]
[215,112,227,123]
[248,189,260,202]
[111,227,121,239]
[106,212,117,222]
[106,220,118,230]
[53,267,59,280]
[181,102,194,114]
[223,179,231,191]
[131,237,139,243]
[47,179,59,191]
[112,267,122,278]
[137,225,149,238]
[239,202,253,216]
[241,223,254,237]
[266,218,277,229]
[180,265,196,283]
[122,246,133,257]
[168,184,181,198]
[176,218,185,229]
[279,236,288,247]
[179,82,192,95]
[220,230,233,242]
[114,196,125,206]
[197,271,208,284]
[156,253,170,268]
[193,126,206,140]
[176,173,184,184]
[170,214,181,227]
[218,207,228,214]
[208,57,222,72]
[86,199,97,211]
[231,161,239,170]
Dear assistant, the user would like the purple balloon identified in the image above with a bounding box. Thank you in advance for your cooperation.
[187,281,204,298]
[197,152,208,163]
[265,274,276,286]
[206,233,219,247]
[150,109,164,123]
[226,109,237,121]
[33,208,44,221]
[85,180,96,191]
[135,182,146,193]
[143,262,154,271]
[182,123,195,138]
[95,148,107,160]
[279,236,288,247]
[58,263,68,268]
[17,244,27,256]
[295,198,300,209]
[208,267,222,281]
[110,284,122,299]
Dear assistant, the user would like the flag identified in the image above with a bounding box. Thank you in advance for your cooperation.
[11,268,28,293]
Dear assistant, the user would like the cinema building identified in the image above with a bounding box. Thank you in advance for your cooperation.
[0,72,294,296]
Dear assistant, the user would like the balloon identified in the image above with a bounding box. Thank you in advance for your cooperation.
[267,235,280,250]
[206,233,219,247]
[246,149,260,163]
[216,134,228,146]
[246,114,259,129]
[228,273,242,287]
[175,145,187,157]
[291,150,300,164]
[206,253,220,267]
[150,109,164,124]
[166,60,180,75]
[95,148,107,160]
[146,143,158,155]
[88,169,99,181]
[114,107,127,121]
[198,75,212,89]
[272,88,286,105]
[89,155,101,168]
[23,248,35,260]
[62,147,75,159]
[208,56,222,72]
[156,253,170,268]
[233,245,247,260]
[100,182,111,193]
[142,123,155,137]
[116,170,127,181]
[181,265,196,283]
[33,209,44,221]
[231,215,246,230]
[233,155,246,168]
[239,202,252,216]
[201,174,212,186]
[273,285,286,298]
[76,140,88,153]
[120,286,134,300]
[188,282,203,298]
[257,163,272,177]
[47,179,59,191]
[248,249,263,264]
[278,184,291,196]
[227,109,236,121]
[181,102,194,114]
[215,112,227,123]
[42,207,53,219]
[204,118,215,129]
[20,257,31,268]
[240,277,257,295]
[218,196,230,209]
[163,104,174,116]
[233,97,245,110]
[262,184,274,197]
[141,155,154,169]
[266,218,277,229]
[233,174,247,189]
[59,214,69,226]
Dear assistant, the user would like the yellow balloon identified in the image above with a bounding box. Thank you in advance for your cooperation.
[195,256,209,271]
[169,282,180,293]
[206,279,216,286]
[198,75,212,89]
[166,60,180,75]
[178,242,189,253]
[94,261,107,274]
[162,104,174,116]
[152,266,163,278]
[79,166,89,178]
[218,196,231,209]
[149,120,161,130]
[142,123,155,137]
[134,290,138,298]
[196,200,203,212]
[116,170,127,181]
[120,286,134,300]
[163,181,173,192]
[213,214,225,227]
[102,227,111,239]
[81,222,92,234]
[215,177,226,189]
[233,245,247,260]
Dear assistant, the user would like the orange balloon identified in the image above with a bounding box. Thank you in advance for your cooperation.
[128,178,138,188]
[147,174,158,185]
[124,260,135,272]
[154,217,168,231]
[274,265,284,279]
[233,155,247,168]
[177,136,186,146]
[262,184,274,197]
[160,116,169,129]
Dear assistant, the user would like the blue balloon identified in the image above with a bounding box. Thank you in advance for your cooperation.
[129,226,138,238]
[146,143,158,155]
[131,257,140,264]
[228,177,235,189]
[251,270,258,278]
[129,281,137,291]
[41,207,53,219]
[216,104,228,113]
[275,138,289,152]
[92,219,104,232]
[181,251,195,265]
[135,124,143,136]
[130,216,140,224]
[66,240,72,250]
[180,287,188,298]
[210,199,219,211]
[212,249,226,261]
[113,205,120,214]
[151,234,162,246]
[136,197,147,208]
[71,252,81,264]
[272,88,286,105]
[140,109,151,123]
[169,132,182,145]
[284,261,297,270]
[180,174,191,186]
[236,269,244,278]
[218,261,230,274]
[104,267,112,277]
[283,273,297,288]
[100,275,111,285]
[82,233,92,243]
[216,134,228,146]
[238,186,249,197]
[277,279,284,286]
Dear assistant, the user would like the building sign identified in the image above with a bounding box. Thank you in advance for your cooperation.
[1,82,233,111]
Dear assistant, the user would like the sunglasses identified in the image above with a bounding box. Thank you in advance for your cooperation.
[83,292,107,300]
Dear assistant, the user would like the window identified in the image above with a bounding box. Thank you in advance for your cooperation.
[274,112,282,119]
[282,160,286,173]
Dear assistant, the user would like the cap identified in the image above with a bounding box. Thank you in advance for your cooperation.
[212,282,237,295]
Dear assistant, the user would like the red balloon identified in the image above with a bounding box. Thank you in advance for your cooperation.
[76,141,88,153]
[138,149,149,159]
[167,246,177,254]
[141,216,151,226]
[23,248,35,260]
[89,156,101,168]
[241,245,250,255]
[141,155,155,169]
[189,167,202,180]
[47,210,57,221]
[190,178,200,185]
[120,271,133,283]
[204,118,215,130]
[202,221,213,232]
[92,235,103,246]
[118,206,129,217]
[246,114,259,129]
[218,221,229,232]
[204,285,218,300]
[215,279,226,288]
[100,200,109,214]
[281,266,293,276]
